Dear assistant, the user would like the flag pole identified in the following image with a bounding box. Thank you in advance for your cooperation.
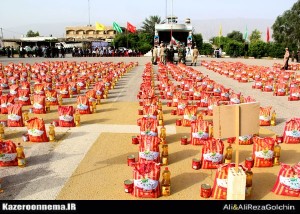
[126,27,128,49]
[88,0,91,26]
[166,0,168,20]
[171,0,173,44]
[219,25,221,47]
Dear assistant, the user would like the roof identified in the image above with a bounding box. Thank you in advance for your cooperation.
[20,36,58,42]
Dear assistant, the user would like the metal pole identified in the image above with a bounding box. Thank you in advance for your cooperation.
[171,0,173,42]
[0,28,3,39]
[88,0,91,26]
[166,0,167,19]
[126,29,128,49]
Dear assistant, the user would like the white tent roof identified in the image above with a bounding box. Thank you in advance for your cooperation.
[20,36,58,42]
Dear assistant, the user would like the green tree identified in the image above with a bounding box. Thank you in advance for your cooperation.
[127,33,140,48]
[272,1,300,48]
[265,42,285,58]
[249,41,267,58]
[138,43,152,54]
[26,30,40,37]
[137,32,153,53]
[249,29,262,43]
[192,33,203,50]
[211,36,236,55]
[272,15,286,44]
[113,31,153,54]
[113,34,128,48]
[201,42,213,55]
[227,31,244,42]
[138,32,153,46]
[226,40,244,57]
[141,15,161,36]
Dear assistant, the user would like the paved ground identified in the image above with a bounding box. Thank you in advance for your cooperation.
[0,55,299,200]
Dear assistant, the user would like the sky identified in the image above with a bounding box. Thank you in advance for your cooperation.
[0,0,298,38]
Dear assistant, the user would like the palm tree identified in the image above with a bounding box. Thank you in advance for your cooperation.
[141,15,161,35]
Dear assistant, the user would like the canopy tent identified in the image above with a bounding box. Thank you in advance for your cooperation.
[20,36,58,42]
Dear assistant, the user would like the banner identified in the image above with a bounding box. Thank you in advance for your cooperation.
[113,22,123,33]
[171,36,179,45]
[266,27,270,42]
[243,26,248,41]
[127,22,136,33]
[95,22,105,31]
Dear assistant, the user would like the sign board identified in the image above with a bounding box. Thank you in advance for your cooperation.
[92,41,109,49]
[213,102,260,139]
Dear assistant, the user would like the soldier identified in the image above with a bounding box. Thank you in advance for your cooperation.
[160,44,166,65]
[192,46,199,66]
[182,44,187,64]
[152,46,158,65]
[177,43,185,64]
[166,45,173,63]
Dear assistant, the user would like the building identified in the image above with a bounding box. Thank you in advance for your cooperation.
[65,25,117,43]
[1,36,60,49]
[154,16,193,47]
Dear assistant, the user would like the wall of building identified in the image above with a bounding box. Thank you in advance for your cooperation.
[65,26,117,42]
[3,41,19,48]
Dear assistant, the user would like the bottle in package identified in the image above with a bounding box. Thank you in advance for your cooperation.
[16,143,26,167]
[161,167,171,196]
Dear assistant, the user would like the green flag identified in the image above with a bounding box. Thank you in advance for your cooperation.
[243,26,248,41]
[113,22,123,33]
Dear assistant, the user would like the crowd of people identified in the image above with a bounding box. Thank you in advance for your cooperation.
[71,47,141,57]
[151,42,199,66]
[0,46,15,58]
[0,45,142,58]
[1,45,61,58]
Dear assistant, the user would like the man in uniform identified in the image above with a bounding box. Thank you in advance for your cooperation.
[192,46,199,66]
[177,43,186,64]
[152,46,158,65]
[166,45,174,63]
[282,47,290,70]
[159,43,166,65]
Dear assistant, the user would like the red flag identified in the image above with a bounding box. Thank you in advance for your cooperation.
[267,27,270,42]
[127,22,136,33]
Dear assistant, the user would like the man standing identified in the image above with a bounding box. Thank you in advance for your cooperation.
[192,46,199,66]
[11,47,14,58]
[167,45,175,63]
[160,44,166,65]
[178,43,186,64]
[282,48,290,70]
[7,46,11,58]
[152,46,158,65]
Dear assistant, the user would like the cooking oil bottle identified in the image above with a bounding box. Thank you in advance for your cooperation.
[245,167,253,197]
[270,110,276,126]
[161,167,171,196]
[224,142,233,163]
[16,143,26,167]
[0,123,4,140]
[48,123,56,142]
[273,141,281,166]
[161,144,168,166]
[160,125,166,142]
